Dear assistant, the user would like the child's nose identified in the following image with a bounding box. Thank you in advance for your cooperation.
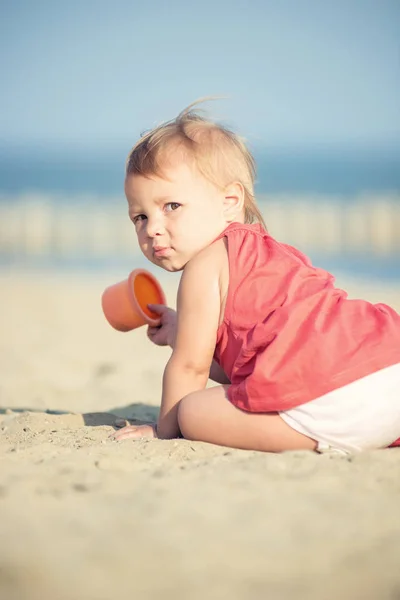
[146,217,164,237]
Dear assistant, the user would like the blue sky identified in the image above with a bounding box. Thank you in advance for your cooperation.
[1,0,399,152]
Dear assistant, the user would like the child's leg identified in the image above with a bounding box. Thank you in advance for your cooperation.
[178,385,317,453]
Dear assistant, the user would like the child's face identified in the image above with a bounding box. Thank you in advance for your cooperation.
[125,160,231,271]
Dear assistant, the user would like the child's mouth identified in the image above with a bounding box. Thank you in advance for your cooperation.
[153,247,172,258]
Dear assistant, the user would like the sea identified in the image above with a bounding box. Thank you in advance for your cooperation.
[1,144,399,197]
[0,144,399,279]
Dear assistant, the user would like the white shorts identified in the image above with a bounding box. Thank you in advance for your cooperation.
[279,362,400,454]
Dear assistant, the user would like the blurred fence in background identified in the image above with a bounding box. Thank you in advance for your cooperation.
[0,194,399,269]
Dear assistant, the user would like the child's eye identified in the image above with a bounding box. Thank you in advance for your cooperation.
[165,202,181,213]
[132,214,146,224]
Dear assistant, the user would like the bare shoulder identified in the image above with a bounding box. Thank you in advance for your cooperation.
[182,238,227,280]
[179,238,229,325]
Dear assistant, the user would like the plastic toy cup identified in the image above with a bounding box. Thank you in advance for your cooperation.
[101,269,166,332]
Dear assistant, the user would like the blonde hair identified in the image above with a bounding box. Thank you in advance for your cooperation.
[125,100,267,229]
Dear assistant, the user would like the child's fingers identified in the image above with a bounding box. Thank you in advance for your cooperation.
[112,428,141,441]
[147,326,163,341]
[147,324,172,346]
[147,303,167,314]
[111,424,156,441]
[147,326,159,336]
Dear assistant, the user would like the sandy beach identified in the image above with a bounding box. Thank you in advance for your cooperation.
[1,267,400,600]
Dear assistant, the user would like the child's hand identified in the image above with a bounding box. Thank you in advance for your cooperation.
[147,304,177,348]
[112,423,157,441]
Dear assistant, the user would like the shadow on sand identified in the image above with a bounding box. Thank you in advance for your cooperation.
[0,404,159,429]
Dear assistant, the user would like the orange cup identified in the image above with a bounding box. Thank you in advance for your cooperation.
[101,269,166,331]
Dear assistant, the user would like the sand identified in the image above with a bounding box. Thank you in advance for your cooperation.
[1,267,400,600]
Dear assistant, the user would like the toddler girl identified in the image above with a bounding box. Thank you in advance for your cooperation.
[114,102,400,454]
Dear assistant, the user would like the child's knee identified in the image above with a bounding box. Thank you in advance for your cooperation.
[177,392,200,440]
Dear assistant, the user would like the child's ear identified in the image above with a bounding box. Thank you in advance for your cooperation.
[223,182,245,222]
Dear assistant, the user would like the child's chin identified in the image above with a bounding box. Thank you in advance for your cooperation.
[160,262,184,273]
[149,257,184,272]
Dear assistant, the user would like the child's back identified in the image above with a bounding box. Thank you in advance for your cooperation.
[214,222,400,414]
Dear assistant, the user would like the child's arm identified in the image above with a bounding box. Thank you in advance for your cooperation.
[156,246,222,439]
[147,305,230,384]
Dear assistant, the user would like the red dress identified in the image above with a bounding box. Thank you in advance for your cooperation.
[213,223,400,445]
